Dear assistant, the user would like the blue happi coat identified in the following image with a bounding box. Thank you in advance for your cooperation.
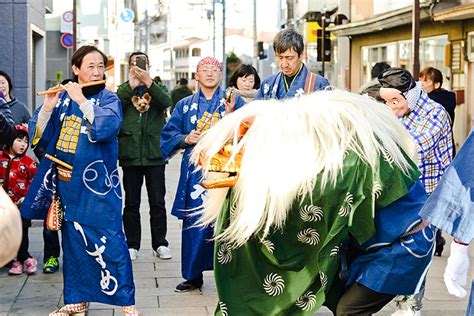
[21,89,123,232]
[256,63,330,100]
[419,131,474,315]
[347,181,435,295]
[21,87,135,306]
[420,130,474,243]
[160,87,244,280]
[161,87,244,218]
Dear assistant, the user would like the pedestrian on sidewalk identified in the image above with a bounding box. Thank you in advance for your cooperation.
[161,56,244,293]
[21,45,138,316]
[30,138,62,274]
[0,70,30,126]
[117,51,173,262]
[0,125,38,276]
[419,66,456,257]
[170,78,193,115]
[0,105,15,147]
[359,61,391,102]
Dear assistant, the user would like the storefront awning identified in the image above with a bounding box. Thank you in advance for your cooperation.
[433,3,474,21]
[328,3,431,37]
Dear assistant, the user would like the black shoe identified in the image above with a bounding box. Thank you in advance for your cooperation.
[435,243,445,256]
[435,232,446,256]
[174,279,203,293]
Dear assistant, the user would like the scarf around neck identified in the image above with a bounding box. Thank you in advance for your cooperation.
[404,82,422,111]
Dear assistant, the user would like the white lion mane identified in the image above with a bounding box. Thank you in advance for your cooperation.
[191,90,417,247]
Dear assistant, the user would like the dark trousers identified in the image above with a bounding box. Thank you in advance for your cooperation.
[43,226,60,261]
[336,283,395,315]
[17,217,31,263]
[122,165,168,251]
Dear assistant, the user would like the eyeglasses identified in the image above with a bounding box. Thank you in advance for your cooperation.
[199,68,221,74]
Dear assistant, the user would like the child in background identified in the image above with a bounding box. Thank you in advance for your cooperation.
[0,125,38,275]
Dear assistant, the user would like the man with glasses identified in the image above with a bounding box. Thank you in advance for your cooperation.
[161,56,245,293]
[377,68,453,316]
[256,28,330,100]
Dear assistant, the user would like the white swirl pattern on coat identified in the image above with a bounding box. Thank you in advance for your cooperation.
[83,160,121,199]
[263,273,285,296]
[295,291,317,311]
[300,205,323,222]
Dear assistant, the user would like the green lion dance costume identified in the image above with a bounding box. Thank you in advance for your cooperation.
[192,90,435,315]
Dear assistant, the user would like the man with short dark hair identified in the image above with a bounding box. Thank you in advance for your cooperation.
[117,51,173,262]
[371,62,391,79]
[256,28,329,100]
[359,62,391,102]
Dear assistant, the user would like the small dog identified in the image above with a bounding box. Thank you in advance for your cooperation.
[132,92,151,113]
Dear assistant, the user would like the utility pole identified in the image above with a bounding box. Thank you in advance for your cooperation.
[321,16,326,76]
[412,0,420,78]
[253,0,258,70]
[73,0,77,52]
[213,0,216,57]
[222,0,226,88]
[144,9,149,55]
[168,4,174,84]
[321,8,326,77]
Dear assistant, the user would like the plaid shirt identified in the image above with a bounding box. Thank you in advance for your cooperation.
[401,92,453,194]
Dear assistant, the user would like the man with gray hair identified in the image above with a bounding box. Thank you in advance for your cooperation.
[256,28,329,100]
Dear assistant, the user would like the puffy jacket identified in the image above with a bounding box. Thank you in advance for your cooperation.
[0,148,37,204]
[117,81,172,166]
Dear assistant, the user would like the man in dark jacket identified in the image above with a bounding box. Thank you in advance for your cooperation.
[170,78,192,115]
[117,52,173,261]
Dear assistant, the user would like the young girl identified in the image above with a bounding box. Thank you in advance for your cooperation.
[0,125,38,275]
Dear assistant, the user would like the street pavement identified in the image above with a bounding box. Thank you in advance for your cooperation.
[0,155,472,315]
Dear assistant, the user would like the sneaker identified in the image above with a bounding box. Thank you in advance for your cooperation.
[129,248,138,261]
[24,257,38,275]
[43,256,60,273]
[154,246,172,259]
[174,279,203,293]
[8,261,23,275]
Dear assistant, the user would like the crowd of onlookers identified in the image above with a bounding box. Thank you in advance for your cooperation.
[0,26,467,316]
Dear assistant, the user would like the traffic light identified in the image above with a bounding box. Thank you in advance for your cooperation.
[257,41,267,60]
[316,29,331,62]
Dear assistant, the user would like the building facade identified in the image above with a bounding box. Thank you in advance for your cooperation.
[0,0,53,113]
[330,0,474,147]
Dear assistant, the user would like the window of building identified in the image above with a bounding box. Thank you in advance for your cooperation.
[360,35,449,86]
[372,0,428,15]
[360,42,397,83]
[192,48,201,57]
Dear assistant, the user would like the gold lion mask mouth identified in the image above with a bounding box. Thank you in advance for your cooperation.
[199,120,251,189]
